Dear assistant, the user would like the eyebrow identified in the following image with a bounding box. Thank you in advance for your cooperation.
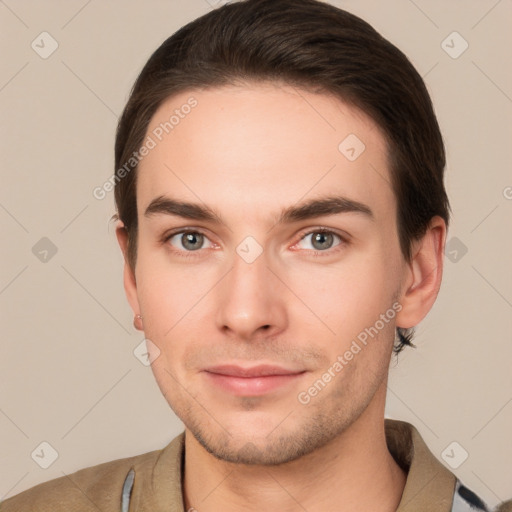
[144,194,374,225]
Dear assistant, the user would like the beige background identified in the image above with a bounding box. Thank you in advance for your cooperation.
[1,0,511,507]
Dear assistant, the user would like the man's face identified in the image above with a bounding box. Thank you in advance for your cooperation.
[130,83,408,464]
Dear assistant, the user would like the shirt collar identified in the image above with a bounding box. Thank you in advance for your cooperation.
[386,419,456,511]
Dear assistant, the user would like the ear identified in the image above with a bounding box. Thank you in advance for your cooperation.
[395,216,447,328]
[115,221,141,326]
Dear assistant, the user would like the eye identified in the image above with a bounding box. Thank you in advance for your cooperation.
[295,229,344,253]
[166,230,214,252]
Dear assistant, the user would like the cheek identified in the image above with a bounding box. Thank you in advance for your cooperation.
[135,243,213,331]
[284,250,398,342]
[134,252,220,377]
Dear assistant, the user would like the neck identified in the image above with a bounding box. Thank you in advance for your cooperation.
[183,384,406,512]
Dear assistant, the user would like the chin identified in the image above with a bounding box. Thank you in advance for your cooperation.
[196,432,314,466]
[186,408,354,467]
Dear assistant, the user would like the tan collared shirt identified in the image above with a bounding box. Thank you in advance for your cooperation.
[1,419,504,511]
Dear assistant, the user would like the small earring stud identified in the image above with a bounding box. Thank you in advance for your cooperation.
[134,314,143,330]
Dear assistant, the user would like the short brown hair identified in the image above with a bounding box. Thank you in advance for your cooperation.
[114,0,450,352]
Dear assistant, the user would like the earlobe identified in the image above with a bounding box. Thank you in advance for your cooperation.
[115,221,142,324]
[395,216,447,329]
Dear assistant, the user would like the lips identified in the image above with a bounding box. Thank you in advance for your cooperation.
[203,364,306,396]
[205,364,302,378]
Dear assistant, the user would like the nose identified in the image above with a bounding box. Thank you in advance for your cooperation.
[214,245,287,342]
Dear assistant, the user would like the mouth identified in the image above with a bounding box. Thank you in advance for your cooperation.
[203,364,307,396]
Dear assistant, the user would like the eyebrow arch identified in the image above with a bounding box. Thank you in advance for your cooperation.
[144,195,374,225]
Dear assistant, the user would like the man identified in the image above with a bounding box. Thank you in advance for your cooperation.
[2,0,510,511]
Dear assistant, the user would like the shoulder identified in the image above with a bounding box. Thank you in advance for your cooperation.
[0,445,164,511]
[494,500,512,512]
[385,419,494,512]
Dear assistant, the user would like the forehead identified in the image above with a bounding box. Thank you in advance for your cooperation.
[137,83,395,224]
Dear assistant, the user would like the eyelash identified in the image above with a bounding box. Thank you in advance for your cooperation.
[161,227,348,259]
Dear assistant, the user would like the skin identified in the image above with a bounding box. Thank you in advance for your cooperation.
[116,82,446,511]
